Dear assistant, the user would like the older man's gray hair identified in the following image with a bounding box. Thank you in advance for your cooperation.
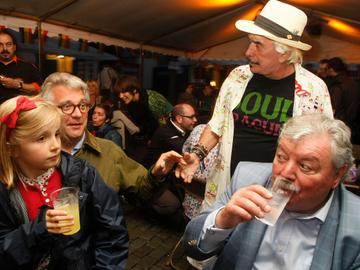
[279,113,354,181]
[40,72,90,101]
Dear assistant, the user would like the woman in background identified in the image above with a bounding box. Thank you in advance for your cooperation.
[115,75,172,140]
[91,103,123,148]
[87,80,102,106]
[86,80,102,121]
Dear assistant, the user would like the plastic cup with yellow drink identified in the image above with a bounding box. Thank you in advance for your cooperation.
[50,187,80,235]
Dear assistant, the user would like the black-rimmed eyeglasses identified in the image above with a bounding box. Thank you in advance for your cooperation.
[58,102,91,115]
[180,114,197,120]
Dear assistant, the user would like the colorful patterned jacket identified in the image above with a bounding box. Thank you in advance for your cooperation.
[203,64,333,209]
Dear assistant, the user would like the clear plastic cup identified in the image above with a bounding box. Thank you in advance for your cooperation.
[50,187,80,235]
[256,177,299,226]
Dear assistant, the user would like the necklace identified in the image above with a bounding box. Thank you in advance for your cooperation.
[19,168,55,197]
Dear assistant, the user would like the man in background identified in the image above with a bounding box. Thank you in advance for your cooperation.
[326,57,360,143]
[0,29,42,103]
[177,83,196,107]
[143,103,197,167]
[317,58,330,82]
[143,103,197,221]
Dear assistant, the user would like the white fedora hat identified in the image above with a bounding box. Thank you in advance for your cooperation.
[235,0,311,51]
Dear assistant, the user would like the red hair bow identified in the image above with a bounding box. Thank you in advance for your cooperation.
[0,96,37,132]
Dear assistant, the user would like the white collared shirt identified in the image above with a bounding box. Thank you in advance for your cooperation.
[170,118,186,137]
[70,133,86,156]
[199,192,334,270]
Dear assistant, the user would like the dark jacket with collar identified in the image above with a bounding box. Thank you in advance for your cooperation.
[94,123,123,148]
[0,152,129,270]
[142,121,188,168]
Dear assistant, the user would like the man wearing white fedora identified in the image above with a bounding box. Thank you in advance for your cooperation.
[176,0,333,210]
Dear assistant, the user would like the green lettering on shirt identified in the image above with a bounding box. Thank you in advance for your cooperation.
[260,95,284,120]
[279,99,293,122]
[240,92,261,114]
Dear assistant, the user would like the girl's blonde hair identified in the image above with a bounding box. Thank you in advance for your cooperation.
[0,96,62,189]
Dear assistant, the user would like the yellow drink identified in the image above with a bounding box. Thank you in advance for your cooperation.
[51,187,81,235]
[57,203,81,235]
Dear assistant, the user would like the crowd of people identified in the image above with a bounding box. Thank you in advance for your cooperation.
[0,0,360,269]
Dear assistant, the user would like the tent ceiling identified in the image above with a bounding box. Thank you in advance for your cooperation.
[0,0,359,62]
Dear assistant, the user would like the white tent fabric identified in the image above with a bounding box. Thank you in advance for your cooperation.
[0,0,359,62]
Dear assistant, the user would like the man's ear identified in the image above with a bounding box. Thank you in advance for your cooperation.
[279,51,290,64]
[175,114,182,123]
[332,165,348,189]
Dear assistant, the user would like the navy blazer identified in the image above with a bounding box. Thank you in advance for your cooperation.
[142,121,187,168]
[183,162,360,270]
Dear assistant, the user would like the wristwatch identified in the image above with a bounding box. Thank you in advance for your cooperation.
[18,81,23,89]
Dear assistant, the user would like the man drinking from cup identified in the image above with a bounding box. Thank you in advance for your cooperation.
[182,113,360,270]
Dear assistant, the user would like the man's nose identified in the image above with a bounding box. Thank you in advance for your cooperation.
[245,43,255,58]
[279,161,296,181]
[71,106,83,117]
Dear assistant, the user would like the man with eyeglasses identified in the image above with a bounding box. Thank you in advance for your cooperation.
[142,103,197,221]
[0,29,42,104]
[143,103,198,168]
[40,72,185,208]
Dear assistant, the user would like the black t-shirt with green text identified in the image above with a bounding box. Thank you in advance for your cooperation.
[231,73,295,174]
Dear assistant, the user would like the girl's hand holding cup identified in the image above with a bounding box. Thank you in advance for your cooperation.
[50,187,81,235]
[45,209,75,235]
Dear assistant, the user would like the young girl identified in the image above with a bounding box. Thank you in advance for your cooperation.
[0,96,128,269]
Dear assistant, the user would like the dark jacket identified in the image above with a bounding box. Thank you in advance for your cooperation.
[327,73,360,143]
[0,152,129,270]
[142,121,188,168]
[126,90,158,140]
[328,73,360,124]
[94,123,123,148]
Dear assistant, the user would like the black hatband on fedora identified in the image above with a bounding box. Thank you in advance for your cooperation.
[255,15,301,41]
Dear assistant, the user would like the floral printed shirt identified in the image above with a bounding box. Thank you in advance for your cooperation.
[202,64,333,209]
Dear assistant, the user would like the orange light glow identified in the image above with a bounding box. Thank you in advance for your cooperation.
[207,4,263,41]
[186,0,248,9]
[237,4,263,21]
[326,17,360,38]
[287,0,330,6]
[209,4,263,41]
